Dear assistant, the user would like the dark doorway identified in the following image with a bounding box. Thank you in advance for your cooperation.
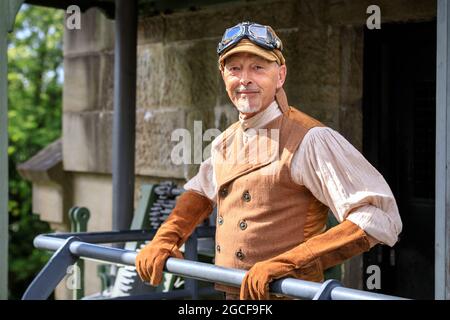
[362,22,436,299]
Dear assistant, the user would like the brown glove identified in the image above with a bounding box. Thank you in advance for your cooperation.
[240,220,372,300]
[135,190,213,285]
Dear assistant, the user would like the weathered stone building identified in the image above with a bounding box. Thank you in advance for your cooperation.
[20,0,438,299]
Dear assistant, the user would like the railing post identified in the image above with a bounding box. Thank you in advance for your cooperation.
[184,234,199,299]
[22,236,80,300]
[312,279,343,300]
[69,207,90,299]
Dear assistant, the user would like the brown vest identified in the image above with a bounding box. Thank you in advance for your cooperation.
[212,91,330,294]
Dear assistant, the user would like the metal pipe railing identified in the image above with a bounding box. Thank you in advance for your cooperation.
[24,231,409,301]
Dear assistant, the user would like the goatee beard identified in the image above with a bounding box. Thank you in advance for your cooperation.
[235,96,261,114]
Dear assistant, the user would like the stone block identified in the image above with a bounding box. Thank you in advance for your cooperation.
[138,15,165,44]
[136,43,164,108]
[32,182,64,224]
[135,108,187,179]
[98,54,115,111]
[72,173,113,231]
[137,39,219,109]
[63,53,114,112]
[63,111,113,173]
[179,40,221,111]
[64,7,115,56]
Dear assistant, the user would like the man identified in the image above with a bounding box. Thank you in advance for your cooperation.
[135,22,402,300]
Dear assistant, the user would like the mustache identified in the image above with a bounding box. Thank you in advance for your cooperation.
[235,86,260,93]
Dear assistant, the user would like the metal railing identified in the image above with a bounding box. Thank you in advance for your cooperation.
[22,227,409,300]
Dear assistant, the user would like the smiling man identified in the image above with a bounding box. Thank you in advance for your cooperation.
[221,49,286,118]
[135,22,403,300]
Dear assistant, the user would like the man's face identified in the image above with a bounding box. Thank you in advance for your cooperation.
[221,52,287,119]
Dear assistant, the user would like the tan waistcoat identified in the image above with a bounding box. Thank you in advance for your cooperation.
[212,90,330,294]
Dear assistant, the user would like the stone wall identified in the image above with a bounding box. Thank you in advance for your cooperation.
[53,0,437,297]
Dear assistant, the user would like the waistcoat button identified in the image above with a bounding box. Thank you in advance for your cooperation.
[218,216,224,225]
[216,245,221,253]
[242,190,251,202]
[235,249,245,260]
[239,220,247,230]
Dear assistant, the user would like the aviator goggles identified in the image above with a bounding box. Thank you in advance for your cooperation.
[217,22,283,56]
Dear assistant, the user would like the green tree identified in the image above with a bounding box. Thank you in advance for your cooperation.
[7,4,64,299]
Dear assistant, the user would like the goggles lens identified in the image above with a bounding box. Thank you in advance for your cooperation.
[248,25,269,40]
[223,26,242,44]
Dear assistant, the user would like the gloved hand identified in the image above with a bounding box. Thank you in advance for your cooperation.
[240,220,373,300]
[135,190,213,286]
[240,258,312,300]
[136,240,184,285]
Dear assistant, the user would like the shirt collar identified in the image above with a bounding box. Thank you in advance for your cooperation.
[239,100,282,131]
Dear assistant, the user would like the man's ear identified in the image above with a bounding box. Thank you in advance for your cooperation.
[277,64,287,89]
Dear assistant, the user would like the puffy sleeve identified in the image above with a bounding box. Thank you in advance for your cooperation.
[183,157,217,205]
[291,127,403,247]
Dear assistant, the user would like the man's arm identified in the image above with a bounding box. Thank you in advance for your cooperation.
[135,158,215,285]
[292,126,402,247]
[240,219,371,299]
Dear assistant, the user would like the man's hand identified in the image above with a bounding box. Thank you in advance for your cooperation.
[240,260,295,300]
[134,190,213,286]
[240,220,373,300]
[135,242,183,286]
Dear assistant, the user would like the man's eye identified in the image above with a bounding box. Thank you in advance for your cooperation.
[229,67,240,71]
[254,65,264,70]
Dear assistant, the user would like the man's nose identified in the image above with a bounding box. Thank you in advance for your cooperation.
[239,72,252,86]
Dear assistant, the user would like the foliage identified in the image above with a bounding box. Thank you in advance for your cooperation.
[7,4,64,299]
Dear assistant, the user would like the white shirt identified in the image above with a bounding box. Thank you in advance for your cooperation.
[184,101,402,247]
